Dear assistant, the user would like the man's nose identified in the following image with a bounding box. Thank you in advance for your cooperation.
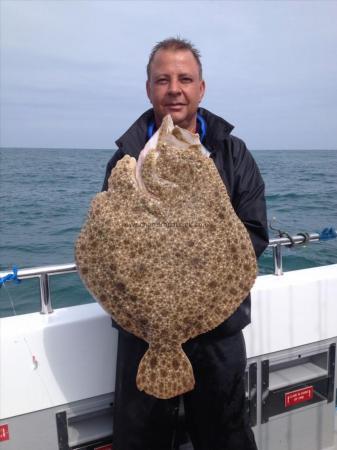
[168,79,181,95]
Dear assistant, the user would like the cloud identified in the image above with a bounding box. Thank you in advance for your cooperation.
[1,0,337,149]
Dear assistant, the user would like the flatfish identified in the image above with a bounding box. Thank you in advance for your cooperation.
[75,115,257,399]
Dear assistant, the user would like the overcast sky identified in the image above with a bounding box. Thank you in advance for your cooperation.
[1,0,337,150]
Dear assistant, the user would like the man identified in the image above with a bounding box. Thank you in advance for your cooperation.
[102,38,268,450]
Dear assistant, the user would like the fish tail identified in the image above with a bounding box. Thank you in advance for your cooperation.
[136,345,195,399]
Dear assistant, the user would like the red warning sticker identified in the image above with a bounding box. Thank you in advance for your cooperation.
[0,424,10,442]
[94,444,113,450]
[285,386,314,408]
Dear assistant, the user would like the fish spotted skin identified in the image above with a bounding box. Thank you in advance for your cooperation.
[75,115,257,399]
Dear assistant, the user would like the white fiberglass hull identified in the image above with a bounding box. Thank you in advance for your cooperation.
[1,264,337,449]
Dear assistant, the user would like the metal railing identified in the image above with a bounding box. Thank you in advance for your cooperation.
[0,263,77,314]
[268,232,322,276]
[0,231,335,315]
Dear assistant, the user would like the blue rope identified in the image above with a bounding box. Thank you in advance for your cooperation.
[319,227,337,241]
[0,266,21,287]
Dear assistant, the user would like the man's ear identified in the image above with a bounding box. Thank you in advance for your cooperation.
[199,80,206,103]
[146,80,152,103]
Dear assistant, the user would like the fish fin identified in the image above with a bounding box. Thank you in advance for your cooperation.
[136,345,195,399]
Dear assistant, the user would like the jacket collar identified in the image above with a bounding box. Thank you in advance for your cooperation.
[198,108,234,153]
[115,109,154,158]
[115,107,234,158]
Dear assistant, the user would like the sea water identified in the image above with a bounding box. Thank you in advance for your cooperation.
[0,148,336,317]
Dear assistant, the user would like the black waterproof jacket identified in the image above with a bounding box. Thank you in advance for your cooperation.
[102,107,269,337]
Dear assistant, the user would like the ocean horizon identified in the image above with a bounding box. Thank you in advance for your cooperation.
[2,147,337,151]
[1,148,336,317]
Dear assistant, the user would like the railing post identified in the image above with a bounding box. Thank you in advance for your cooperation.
[273,244,283,276]
[39,273,53,314]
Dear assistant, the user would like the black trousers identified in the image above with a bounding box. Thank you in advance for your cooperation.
[112,329,257,450]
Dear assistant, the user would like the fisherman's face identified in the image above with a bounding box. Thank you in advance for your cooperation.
[146,49,205,133]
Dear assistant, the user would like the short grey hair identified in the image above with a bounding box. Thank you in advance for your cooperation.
[147,37,203,80]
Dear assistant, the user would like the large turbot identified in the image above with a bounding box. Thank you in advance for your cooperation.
[75,115,257,399]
